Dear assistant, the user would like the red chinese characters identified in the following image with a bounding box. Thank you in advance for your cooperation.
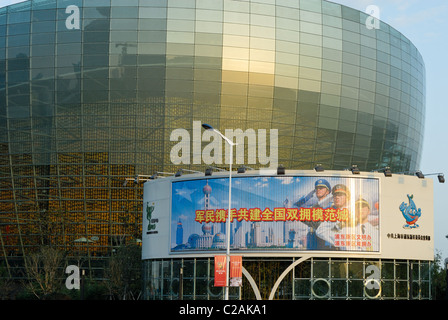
[334,233,372,249]
[195,207,349,223]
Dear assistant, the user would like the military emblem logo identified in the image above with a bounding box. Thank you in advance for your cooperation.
[399,194,422,229]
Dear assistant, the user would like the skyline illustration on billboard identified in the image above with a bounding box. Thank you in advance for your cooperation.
[171,175,379,253]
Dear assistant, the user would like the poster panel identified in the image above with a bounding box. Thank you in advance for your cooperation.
[171,175,380,253]
[214,255,226,287]
[230,256,242,287]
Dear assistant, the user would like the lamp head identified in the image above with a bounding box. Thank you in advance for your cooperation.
[202,123,214,130]
[415,171,424,179]
[350,165,360,174]
[277,165,285,175]
[383,167,392,177]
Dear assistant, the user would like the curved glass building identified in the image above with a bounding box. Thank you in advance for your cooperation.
[0,0,427,298]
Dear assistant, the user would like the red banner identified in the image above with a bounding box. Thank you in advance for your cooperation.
[214,255,227,287]
[230,256,242,287]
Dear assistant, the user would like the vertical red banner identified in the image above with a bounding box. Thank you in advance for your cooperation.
[230,256,242,287]
[214,255,227,287]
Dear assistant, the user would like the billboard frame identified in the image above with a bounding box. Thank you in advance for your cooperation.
[170,172,381,256]
[142,169,434,261]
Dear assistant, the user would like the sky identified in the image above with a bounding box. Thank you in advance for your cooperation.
[0,0,24,7]
[1,0,448,262]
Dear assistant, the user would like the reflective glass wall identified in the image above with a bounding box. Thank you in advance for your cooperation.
[0,0,426,278]
[143,258,432,300]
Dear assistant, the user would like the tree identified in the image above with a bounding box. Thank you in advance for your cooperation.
[0,263,19,299]
[23,246,66,299]
[431,250,447,300]
[105,244,142,300]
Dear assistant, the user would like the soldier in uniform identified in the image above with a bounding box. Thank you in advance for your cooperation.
[315,183,351,250]
[350,197,379,251]
[296,179,333,249]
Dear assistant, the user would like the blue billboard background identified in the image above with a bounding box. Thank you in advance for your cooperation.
[171,175,379,253]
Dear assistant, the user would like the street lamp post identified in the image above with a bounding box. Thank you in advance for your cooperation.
[202,123,236,300]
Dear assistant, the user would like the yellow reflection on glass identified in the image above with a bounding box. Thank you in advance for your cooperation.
[247,97,273,110]
[223,34,250,47]
[222,70,248,84]
[220,93,248,107]
[250,48,275,62]
[222,58,249,72]
[221,82,248,96]
[249,61,274,74]
[223,46,249,60]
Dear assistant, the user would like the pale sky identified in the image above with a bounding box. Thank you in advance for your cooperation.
[0,0,26,8]
[2,0,448,262]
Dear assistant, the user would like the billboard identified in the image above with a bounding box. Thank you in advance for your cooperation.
[170,175,380,253]
[142,171,434,261]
